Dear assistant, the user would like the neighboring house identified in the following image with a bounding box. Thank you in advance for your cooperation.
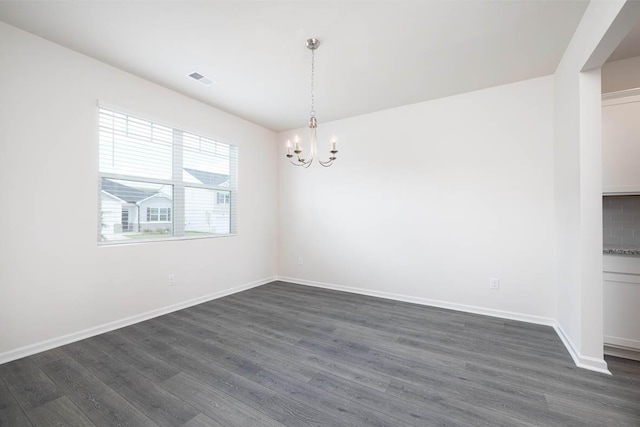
[138,193,173,233]
[183,168,231,235]
[100,178,172,236]
[100,190,127,235]
[101,168,231,238]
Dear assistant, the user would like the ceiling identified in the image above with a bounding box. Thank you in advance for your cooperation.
[608,18,640,62]
[0,1,589,132]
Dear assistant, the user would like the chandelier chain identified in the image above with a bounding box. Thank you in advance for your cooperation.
[310,48,315,116]
[285,37,337,168]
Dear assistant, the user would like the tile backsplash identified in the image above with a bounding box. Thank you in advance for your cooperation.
[603,196,640,249]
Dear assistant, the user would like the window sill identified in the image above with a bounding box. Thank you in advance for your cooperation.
[98,233,237,246]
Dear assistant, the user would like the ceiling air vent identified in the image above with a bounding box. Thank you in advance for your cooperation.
[188,71,215,86]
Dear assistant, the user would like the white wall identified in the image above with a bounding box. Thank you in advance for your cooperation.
[0,22,278,359]
[278,76,556,322]
[602,55,640,93]
[552,0,640,372]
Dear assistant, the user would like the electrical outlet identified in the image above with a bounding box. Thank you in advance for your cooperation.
[489,278,500,290]
[298,257,304,266]
[168,274,175,286]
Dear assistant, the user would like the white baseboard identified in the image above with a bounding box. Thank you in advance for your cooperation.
[604,336,640,351]
[0,276,276,365]
[4,275,614,376]
[604,336,640,361]
[277,276,612,375]
[604,345,640,361]
[277,276,556,326]
[554,324,611,375]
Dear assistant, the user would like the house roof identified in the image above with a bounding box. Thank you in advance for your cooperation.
[183,168,229,186]
[102,168,228,203]
[101,178,164,203]
[100,189,127,204]
[137,192,172,205]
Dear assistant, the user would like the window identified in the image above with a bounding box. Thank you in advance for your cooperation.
[98,107,238,243]
[147,207,171,222]
[216,192,230,205]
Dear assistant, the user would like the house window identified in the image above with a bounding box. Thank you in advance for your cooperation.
[147,207,171,222]
[216,192,230,204]
[98,106,238,243]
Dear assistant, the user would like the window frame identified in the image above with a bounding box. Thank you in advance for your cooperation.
[147,207,171,222]
[97,104,238,245]
[216,192,231,205]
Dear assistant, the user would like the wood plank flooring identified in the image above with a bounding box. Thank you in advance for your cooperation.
[1,281,639,426]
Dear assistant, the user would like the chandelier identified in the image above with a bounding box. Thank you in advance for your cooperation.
[286,38,338,168]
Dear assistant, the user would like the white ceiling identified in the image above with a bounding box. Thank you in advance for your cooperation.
[0,1,589,132]
[608,18,640,62]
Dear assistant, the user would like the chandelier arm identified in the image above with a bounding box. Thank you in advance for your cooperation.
[318,153,336,166]
[290,150,314,166]
[295,154,313,168]
[291,157,313,166]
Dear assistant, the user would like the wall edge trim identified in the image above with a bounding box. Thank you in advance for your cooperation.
[604,344,640,361]
[554,323,611,375]
[602,87,640,101]
[604,335,640,351]
[0,276,276,365]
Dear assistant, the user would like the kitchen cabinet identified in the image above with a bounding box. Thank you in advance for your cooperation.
[603,254,640,361]
[602,91,640,194]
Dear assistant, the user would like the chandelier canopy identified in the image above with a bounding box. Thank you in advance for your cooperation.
[286,38,338,168]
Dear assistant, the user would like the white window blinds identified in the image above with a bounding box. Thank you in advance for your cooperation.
[98,107,238,243]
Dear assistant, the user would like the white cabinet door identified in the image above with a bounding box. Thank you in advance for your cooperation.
[603,255,640,360]
[602,93,640,194]
[604,274,640,352]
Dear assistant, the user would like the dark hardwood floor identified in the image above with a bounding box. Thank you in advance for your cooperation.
[1,281,639,426]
